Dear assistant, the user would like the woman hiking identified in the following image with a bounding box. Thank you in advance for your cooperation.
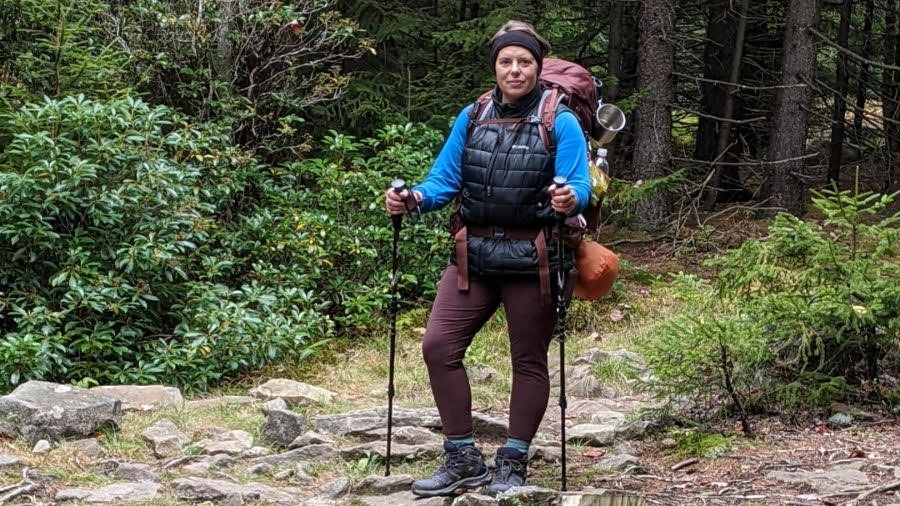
[384,20,591,497]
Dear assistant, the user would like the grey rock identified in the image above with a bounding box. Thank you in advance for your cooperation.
[249,462,274,475]
[528,445,562,463]
[829,402,878,422]
[312,407,511,438]
[194,429,254,455]
[313,407,442,435]
[182,461,212,476]
[363,426,443,446]
[592,454,642,473]
[0,381,121,444]
[615,420,653,440]
[32,440,51,454]
[766,463,870,494]
[453,493,500,506]
[55,481,161,503]
[250,378,336,406]
[244,446,273,458]
[289,430,334,448]
[185,395,255,409]
[260,407,307,447]
[497,486,559,505]
[589,409,627,424]
[340,441,442,461]
[353,474,415,495]
[263,398,290,413]
[273,469,294,480]
[559,490,646,505]
[0,455,24,470]
[140,419,191,458]
[101,461,159,482]
[249,444,339,465]
[173,477,298,505]
[350,491,452,506]
[294,464,314,483]
[828,413,854,429]
[567,424,619,446]
[89,385,184,412]
[318,477,350,498]
[471,412,509,438]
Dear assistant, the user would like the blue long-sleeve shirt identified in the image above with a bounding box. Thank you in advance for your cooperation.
[414,104,591,215]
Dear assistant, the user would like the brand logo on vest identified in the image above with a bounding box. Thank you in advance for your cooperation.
[510,144,530,151]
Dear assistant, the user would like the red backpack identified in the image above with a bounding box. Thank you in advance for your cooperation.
[467,58,605,231]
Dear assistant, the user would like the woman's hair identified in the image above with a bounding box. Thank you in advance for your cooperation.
[490,20,551,54]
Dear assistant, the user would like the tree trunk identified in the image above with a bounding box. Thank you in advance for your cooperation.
[606,0,625,103]
[631,0,675,229]
[882,0,900,190]
[827,0,853,187]
[698,0,751,207]
[761,0,820,216]
[853,0,875,133]
[694,0,734,171]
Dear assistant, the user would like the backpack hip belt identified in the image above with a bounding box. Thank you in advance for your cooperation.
[454,225,551,303]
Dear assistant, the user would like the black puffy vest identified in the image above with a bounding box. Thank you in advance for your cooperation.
[452,88,575,277]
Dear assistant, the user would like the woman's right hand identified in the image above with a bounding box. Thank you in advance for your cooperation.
[384,187,421,215]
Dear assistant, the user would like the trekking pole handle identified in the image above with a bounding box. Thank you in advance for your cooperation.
[390,179,406,230]
[552,176,568,220]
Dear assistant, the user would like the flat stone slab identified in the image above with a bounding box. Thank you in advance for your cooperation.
[55,481,161,503]
[560,490,646,505]
[312,407,507,438]
[90,385,184,412]
[766,462,871,494]
[0,381,121,444]
[350,490,452,506]
[250,378,336,406]
[173,477,298,505]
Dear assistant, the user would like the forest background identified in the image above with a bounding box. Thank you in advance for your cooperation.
[0,0,898,429]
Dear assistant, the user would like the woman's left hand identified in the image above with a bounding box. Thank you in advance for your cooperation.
[548,183,578,215]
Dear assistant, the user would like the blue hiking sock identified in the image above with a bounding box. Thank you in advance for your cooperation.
[503,437,530,454]
[448,435,476,448]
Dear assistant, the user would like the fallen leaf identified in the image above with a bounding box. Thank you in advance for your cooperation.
[583,448,605,458]
[848,448,866,459]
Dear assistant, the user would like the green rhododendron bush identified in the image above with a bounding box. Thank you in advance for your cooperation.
[0,96,447,392]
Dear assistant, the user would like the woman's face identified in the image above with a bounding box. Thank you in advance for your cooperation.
[494,45,538,103]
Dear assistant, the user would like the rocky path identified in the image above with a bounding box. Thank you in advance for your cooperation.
[1,349,899,505]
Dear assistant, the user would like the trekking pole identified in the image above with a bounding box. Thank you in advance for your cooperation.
[552,175,569,492]
[385,178,406,476]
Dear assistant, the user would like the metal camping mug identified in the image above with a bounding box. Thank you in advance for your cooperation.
[594,102,626,145]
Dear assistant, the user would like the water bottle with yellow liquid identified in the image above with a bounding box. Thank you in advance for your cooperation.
[589,148,611,204]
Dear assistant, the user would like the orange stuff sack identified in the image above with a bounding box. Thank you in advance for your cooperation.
[573,240,619,300]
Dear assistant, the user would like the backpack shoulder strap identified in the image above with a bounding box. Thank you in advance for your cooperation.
[538,87,565,155]
[466,92,493,138]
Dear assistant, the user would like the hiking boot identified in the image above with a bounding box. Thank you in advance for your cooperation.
[485,446,528,496]
[411,441,490,497]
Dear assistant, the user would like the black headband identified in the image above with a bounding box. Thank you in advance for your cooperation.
[490,31,544,70]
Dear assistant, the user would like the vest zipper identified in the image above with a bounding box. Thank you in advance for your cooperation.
[485,128,504,198]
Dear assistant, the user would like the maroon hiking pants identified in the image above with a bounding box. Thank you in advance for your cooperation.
[421,264,567,442]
